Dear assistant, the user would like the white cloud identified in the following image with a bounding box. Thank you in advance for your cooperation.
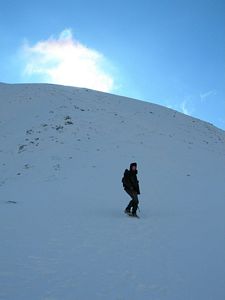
[200,90,217,102]
[180,100,190,115]
[21,29,115,92]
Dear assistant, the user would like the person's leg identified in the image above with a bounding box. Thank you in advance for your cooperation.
[125,189,134,212]
[131,196,139,215]
[125,200,133,212]
[125,190,139,215]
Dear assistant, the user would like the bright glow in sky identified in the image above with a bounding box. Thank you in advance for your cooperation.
[0,0,224,129]
[22,29,115,92]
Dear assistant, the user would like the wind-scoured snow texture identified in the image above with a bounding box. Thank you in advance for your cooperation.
[0,83,225,300]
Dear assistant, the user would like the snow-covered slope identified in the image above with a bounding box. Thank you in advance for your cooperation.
[0,83,225,300]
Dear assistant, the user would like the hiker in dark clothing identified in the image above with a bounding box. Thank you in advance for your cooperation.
[122,162,140,217]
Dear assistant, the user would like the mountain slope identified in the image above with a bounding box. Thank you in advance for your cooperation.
[0,83,225,300]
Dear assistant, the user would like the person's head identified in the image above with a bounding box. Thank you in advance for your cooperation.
[130,162,137,172]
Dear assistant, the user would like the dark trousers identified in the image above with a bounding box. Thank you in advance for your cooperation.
[125,189,139,214]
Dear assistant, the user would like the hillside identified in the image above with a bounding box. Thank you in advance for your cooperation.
[0,83,225,300]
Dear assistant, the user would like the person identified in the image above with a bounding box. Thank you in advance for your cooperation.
[122,162,140,217]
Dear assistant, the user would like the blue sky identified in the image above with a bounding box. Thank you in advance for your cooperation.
[1,0,224,129]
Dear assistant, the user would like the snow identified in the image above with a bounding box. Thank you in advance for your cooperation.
[0,82,225,300]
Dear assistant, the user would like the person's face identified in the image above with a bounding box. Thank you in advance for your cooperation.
[132,165,137,171]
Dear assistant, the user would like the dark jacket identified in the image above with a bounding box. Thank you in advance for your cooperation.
[122,164,140,194]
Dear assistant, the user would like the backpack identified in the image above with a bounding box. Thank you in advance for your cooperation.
[121,169,129,188]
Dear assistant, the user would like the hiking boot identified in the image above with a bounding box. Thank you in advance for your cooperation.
[132,213,139,218]
[124,208,130,214]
